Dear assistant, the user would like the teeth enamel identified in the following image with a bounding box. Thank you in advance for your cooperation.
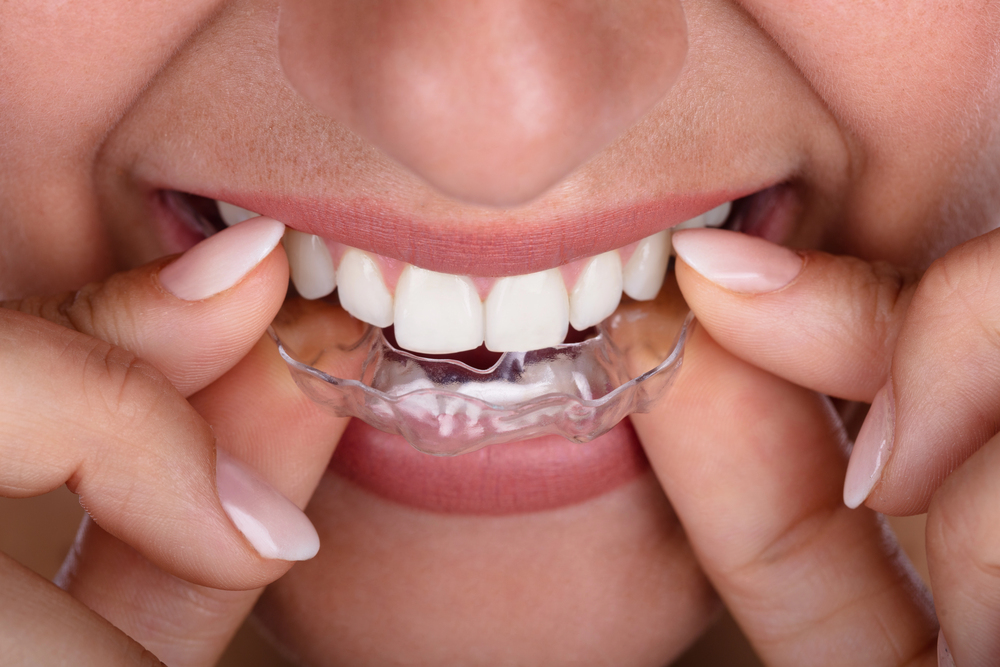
[485,269,569,352]
[622,230,671,301]
[263,200,733,353]
[674,213,705,230]
[703,200,732,227]
[394,266,484,354]
[217,200,258,226]
[336,249,394,327]
[674,201,733,231]
[569,251,623,330]
[284,229,337,299]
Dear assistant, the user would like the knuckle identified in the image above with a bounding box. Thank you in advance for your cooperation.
[928,483,1000,584]
[74,337,170,428]
[68,337,190,503]
[132,585,240,649]
[3,273,141,345]
[62,284,100,334]
[62,277,139,345]
[864,260,914,344]
[837,258,916,372]
[918,244,1000,348]
[1,291,78,330]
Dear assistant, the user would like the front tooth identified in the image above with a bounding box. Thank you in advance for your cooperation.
[284,229,337,299]
[569,251,623,330]
[485,269,568,352]
[336,249,394,327]
[394,266,483,354]
[674,213,705,230]
[703,200,732,227]
[674,201,733,230]
[217,201,258,226]
[622,230,671,301]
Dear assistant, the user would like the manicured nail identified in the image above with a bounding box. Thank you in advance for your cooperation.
[843,382,895,509]
[159,217,285,301]
[215,449,320,561]
[937,629,955,667]
[671,228,803,293]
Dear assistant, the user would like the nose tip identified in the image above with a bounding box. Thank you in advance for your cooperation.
[279,0,687,206]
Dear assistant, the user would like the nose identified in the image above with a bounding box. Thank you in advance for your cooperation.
[278,0,687,206]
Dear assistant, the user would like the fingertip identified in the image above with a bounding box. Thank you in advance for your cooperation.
[671,228,803,294]
[843,383,894,509]
[159,217,286,302]
[937,630,955,667]
[216,448,320,562]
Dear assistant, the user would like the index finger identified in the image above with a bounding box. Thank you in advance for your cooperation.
[672,227,1000,515]
[672,228,919,402]
[57,300,362,667]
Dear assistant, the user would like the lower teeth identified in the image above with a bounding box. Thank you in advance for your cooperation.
[270,281,691,455]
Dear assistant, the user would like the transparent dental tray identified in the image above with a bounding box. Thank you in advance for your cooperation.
[270,277,692,456]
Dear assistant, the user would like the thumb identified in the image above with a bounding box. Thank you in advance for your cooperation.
[0,217,315,589]
[670,227,919,402]
[671,227,1000,516]
[4,216,290,397]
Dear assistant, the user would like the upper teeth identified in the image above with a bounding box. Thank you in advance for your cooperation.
[485,269,570,352]
[216,199,732,354]
[283,228,337,300]
[217,201,258,226]
[395,265,483,353]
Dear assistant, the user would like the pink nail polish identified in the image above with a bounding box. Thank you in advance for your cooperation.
[671,228,803,293]
[159,217,285,301]
[216,449,320,561]
[937,629,955,667]
[843,382,895,509]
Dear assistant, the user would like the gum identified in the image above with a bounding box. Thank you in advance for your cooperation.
[270,279,691,456]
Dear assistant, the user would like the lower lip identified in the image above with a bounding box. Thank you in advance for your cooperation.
[329,418,650,515]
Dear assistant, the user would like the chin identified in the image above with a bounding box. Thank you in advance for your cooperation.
[254,465,718,666]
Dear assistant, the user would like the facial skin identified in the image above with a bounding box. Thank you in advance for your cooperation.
[1,0,999,665]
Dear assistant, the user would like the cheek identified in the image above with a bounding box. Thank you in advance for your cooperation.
[743,0,1000,264]
[0,1,221,297]
[746,0,1000,143]
[256,471,718,666]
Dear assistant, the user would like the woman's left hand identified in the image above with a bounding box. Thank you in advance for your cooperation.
[650,225,1000,666]
[632,321,938,666]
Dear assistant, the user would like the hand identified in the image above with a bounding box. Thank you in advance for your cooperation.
[624,240,945,665]
[631,326,937,666]
[0,218,352,665]
[659,226,1000,665]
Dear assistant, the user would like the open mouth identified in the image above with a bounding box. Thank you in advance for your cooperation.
[166,188,739,354]
[154,184,796,512]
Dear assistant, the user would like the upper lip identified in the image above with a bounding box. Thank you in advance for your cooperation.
[176,185,768,276]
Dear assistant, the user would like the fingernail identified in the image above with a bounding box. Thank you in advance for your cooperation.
[159,217,285,301]
[843,381,895,509]
[215,449,320,561]
[938,629,955,667]
[671,228,803,293]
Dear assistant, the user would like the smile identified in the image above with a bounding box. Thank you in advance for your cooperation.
[208,195,732,355]
[154,184,793,510]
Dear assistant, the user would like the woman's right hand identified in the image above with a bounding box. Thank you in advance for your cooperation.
[0,218,351,665]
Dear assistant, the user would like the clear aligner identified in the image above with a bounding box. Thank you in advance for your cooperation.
[271,296,692,456]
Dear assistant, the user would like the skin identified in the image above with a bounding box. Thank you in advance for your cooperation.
[1,0,999,665]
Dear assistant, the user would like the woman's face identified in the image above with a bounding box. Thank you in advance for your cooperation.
[3,1,999,664]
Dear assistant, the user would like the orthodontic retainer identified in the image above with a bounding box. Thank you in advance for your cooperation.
[271,294,692,456]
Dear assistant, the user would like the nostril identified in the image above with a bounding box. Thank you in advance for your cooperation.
[278,0,688,207]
